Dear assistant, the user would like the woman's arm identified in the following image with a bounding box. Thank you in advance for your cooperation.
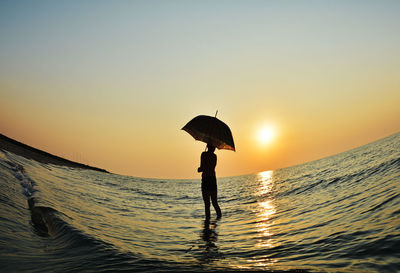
[198,152,205,172]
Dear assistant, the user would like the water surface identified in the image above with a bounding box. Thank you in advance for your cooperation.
[0,133,399,272]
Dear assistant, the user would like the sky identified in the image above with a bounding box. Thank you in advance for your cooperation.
[1,0,399,179]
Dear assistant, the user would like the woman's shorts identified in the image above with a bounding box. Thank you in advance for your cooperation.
[202,176,217,193]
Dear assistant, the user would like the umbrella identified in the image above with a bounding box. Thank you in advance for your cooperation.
[182,115,235,151]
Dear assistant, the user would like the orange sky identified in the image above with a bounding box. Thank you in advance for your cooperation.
[1,1,399,178]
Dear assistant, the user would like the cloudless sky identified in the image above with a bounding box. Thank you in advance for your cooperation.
[1,0,399,178]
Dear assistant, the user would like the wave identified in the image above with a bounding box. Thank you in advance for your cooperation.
[277,155,400,199]
[0,152,193,273]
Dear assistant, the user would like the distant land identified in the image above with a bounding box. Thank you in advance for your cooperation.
[0,133,108,173]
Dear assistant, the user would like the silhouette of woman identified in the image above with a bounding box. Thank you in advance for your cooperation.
[198,143,222,220]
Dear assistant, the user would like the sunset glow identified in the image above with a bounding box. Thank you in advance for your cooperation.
[0,1,399,178]
[258,126,276,146]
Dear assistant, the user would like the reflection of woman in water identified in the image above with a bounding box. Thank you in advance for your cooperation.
[198,143,222,219]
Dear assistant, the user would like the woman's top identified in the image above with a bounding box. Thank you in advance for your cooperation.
[199,151,217,178]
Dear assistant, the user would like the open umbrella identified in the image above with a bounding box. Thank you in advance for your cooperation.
[182,115,235,151]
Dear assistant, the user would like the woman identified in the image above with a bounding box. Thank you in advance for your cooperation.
[198,143,222,219]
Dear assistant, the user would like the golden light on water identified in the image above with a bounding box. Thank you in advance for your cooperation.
[255,171,276,250]
[257,171,274,197]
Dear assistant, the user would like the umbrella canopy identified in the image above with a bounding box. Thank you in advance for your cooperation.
[182,115,235,151]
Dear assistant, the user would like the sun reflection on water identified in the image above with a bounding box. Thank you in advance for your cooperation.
[255,171,276,249]
[257,171,274,197]
[232,171,279,270]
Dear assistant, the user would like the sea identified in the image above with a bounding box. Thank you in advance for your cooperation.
[0,133,399,273]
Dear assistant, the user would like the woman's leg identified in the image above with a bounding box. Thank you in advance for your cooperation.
[202,190,211,219]
[210,190,222,218]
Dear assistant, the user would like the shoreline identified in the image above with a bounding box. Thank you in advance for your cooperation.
[0,133,108,173]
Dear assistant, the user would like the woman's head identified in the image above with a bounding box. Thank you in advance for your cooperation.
[207,143,216,152]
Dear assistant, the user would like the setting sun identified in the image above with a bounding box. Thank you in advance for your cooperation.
[258,126,276,145]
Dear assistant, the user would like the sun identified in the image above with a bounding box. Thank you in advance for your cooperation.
[257,125,276,145]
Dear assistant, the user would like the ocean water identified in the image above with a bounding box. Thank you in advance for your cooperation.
[0,133,399,273]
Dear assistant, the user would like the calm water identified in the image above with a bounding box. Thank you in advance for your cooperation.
[0,133,399,272]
